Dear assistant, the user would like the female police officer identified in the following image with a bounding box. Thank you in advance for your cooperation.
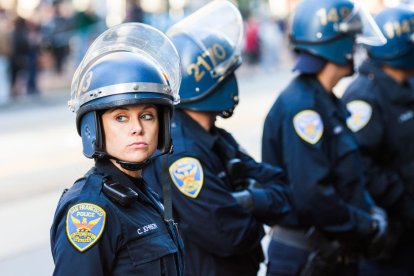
[50,23,184,275]
[262,0,388,275]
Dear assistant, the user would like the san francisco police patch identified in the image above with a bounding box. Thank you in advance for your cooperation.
[293,110,323,144]
[346,100,372,132]
[169,157,204,198]
[66,202,106,252]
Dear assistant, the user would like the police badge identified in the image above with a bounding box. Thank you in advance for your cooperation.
[66,202,106,252]
[346,100,372,132]
[293,110,324,144]
[169,157,204,198]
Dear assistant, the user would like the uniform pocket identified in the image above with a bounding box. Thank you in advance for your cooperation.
[335,131,358,160]
[267,240,309,276]
[127,232,177,267]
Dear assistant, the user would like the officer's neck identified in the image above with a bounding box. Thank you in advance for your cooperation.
[184,109,217,132]
[317,62,351,93]
[381,65,412,84]
[110,159,142,178]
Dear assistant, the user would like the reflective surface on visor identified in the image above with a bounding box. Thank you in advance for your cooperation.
[167,0,243,78]
[69,23,181,112]
[338,0,386,46]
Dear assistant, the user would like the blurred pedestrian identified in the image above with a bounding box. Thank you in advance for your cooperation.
[259,16,282,72]
[244,16,260,65]
[125,0,144,23]
[71,7,100,66]
[50,23,184,275]
[0,8,11,105]
[342,6,414,275]
[10,17,30,97]
[26,20,42,95]
[48,1,71,74]
[262,0,389,275]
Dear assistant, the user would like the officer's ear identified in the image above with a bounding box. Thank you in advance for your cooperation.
[80,111,104,158]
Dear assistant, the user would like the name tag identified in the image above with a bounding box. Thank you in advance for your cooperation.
[333,125,343,135]
[399,111,414,123]
[137,223,158,235]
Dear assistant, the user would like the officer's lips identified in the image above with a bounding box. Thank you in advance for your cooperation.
[128,142,148,148]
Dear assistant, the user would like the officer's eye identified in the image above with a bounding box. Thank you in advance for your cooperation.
[115,115,128,122]
[141,113,154,121]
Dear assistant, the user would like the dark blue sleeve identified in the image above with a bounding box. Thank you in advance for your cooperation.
[262,103,283,167]
[235,149,291,226]
[285,125,354,232]
[264,104,371,237]
[342,87,406,209]
[147,155,264,257]
[51,196,121,275]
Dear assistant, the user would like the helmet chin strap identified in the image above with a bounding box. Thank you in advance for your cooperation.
[102,146,173,171]
[116,159,151,171]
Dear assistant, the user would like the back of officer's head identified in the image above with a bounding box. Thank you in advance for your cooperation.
[367,5,414,70]
[166,0,243,118]
[289,0,385,74]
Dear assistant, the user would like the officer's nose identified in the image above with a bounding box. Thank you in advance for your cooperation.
[131,117,144,135]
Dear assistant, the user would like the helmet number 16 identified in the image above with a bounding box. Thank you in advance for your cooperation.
[186,43,227,83]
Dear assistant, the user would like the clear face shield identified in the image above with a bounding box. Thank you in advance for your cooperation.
[335,0,386,46]
[69,23,181,113]
[167,0,243,78]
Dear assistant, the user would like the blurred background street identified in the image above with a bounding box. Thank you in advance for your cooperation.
[0,0,411,275]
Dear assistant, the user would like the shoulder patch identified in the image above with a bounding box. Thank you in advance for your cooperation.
[169,157,204,198]
[346,100,372,132]
[293,110,323,144]
[66,203,106,252]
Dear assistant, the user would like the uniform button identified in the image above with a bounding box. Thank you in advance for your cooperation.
[371,220,378,231]
[368,73,375,80]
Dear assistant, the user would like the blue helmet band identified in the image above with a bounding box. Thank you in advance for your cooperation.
[73,82,172,111]
[290,33,350,46]
[368,47,414,62]
[177,72,239,118]
[179,58,241,104]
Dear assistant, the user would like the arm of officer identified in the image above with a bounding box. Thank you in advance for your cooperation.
[361,153,414,227]
[343,95,414,225]
[146,155,264,257]
[51,196,119,275]
[264,105,378,240]
[218,129,291,225]
[234,154,292,225]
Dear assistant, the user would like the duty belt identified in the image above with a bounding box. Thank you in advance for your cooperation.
[271,226,332,251]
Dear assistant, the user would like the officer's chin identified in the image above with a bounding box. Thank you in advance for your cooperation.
[338,61,354,78]
[345,67,355,77]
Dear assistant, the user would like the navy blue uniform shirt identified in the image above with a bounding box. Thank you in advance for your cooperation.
[342,60,414,225]
[50,159,183,275]
[144,109,290,276]
[262,74,376,240]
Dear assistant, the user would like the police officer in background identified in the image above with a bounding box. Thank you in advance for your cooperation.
[50,23,184,275]
[144,1,291,275]
[342,6,414,275]
[262,0,389,275]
